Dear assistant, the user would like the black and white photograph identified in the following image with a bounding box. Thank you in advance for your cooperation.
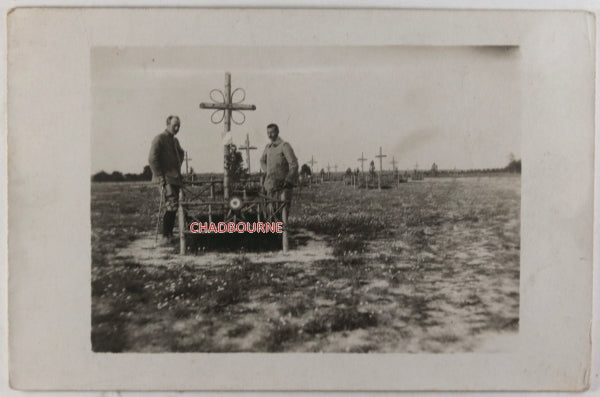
[91,45,521,353]
[7,7,595,391]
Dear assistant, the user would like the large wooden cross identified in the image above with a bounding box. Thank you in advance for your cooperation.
[199,72,256,199]
[239,133,257,174]
[376,146,387,191]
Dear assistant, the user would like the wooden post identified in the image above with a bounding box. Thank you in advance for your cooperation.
[224,73,231,131]
[391,156,397,188]
[282,204,288,253]
[178,189,185,255]
[223,73,231,200]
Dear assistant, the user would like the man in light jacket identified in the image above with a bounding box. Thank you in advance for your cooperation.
[259,123,299,220]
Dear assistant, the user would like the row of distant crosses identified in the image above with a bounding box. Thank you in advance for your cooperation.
[183,142,420,177]
[308,147,405,175]
[308,147,419,191]
[183,140,423,192]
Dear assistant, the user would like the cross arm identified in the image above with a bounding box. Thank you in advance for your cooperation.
[199,103,227,110]
[231,104,257,111]
[199,103,257,111]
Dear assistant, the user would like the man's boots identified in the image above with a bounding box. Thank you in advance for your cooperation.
[162,210,177,241]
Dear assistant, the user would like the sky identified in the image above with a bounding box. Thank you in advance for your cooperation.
[91,45,521,174]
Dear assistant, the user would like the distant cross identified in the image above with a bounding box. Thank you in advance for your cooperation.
[375,146,387,191]
[308,155,318,173]
[334,164,338,173]
[391,156,399,186]
[184,151,192,175]
[199,72,256,199]
[357,152,368,184]
[238,133,257,174]
[357,152,367,173]
[327,163,331,173]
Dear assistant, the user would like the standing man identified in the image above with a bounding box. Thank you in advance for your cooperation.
[260,123,299,219]
[148,115,185,245]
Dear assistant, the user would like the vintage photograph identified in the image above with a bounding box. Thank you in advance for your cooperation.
[91,45,521,353]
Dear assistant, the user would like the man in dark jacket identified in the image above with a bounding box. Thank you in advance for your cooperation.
[148,115,185,244]
[259,123,298,220]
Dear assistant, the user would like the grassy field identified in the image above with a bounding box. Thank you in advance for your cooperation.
[91,175,520,353]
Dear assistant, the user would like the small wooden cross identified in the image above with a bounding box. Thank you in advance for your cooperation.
[390,156,398,171]
[308,155,318,173]
[357,152,367,173]
[357,152,369,185]
[238,133,257,174]
[184,151,192,175]
[375,146,387,191]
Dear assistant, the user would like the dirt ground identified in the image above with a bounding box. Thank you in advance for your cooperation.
[91,175,520,352]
